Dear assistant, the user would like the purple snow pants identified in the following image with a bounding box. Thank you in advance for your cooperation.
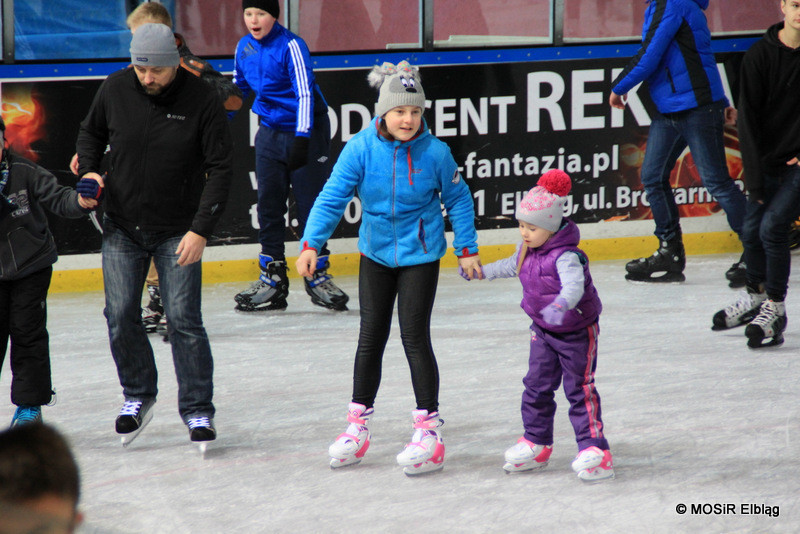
[520,321,609,452]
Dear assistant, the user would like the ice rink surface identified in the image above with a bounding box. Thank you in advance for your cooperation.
[1,252,798,533]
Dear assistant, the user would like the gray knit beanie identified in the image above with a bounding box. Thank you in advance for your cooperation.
[130,23,179,67]
[367,61,426,118]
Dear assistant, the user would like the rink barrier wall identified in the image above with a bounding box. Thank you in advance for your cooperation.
[47,230,741,294]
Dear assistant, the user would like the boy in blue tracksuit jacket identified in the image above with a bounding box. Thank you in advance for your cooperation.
[231,0,348,312]
[609,0,746,286]
[297,62,482,476]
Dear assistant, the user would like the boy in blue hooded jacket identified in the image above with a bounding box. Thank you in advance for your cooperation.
[610,0,746,285]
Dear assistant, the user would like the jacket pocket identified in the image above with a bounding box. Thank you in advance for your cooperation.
[8,226,49,273]
[417,218,428,254]
[665,68,676,93]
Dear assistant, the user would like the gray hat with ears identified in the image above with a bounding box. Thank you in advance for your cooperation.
[130,23,179,67]
[367,61,426,118]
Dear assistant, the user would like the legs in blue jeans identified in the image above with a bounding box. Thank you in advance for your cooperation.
[741,166,800,301]
[102,218,214,424]
[641,101,746,242]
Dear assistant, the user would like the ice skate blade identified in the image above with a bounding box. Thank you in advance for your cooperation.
[119,410,154,448]
[577,469,615,483]
[625,272,685,283]
[309,298,349,312]
[402,461,444,476]
[747,334,784,349]
[503,461,548,474]
[233,301,288,312]
[329,456,362,469]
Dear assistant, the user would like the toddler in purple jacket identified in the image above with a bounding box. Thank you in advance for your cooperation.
[462,169,614,481]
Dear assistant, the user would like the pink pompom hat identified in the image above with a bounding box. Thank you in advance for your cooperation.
[515,169,572,232]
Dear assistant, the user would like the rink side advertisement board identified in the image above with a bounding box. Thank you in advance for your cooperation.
[0,49,746,255]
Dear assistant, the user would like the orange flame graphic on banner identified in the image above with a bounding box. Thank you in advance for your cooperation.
[1,84,46,162]
[614,125,743,222]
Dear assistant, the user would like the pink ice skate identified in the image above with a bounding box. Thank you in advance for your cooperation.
[503,437,553,473]
[328,403,373,469]
[396,409,445,476]
[572,446,615,482]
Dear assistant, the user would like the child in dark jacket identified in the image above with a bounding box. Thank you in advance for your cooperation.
[462,169,614,481]
[0,116,95,426]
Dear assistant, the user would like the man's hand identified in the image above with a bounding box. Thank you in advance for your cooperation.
[787,157,799,166]
[70,153,79,175]
[609,92,626,109]
[175,231,207,266]
[77,196,98,210]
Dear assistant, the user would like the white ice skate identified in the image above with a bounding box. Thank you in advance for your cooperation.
[572,446,615,482]
[712,289,766,331]
[503,437,552,473]
[329,403,373,469]
[396,410,445,476]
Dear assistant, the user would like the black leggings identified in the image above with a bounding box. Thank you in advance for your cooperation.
[352,256,440,412]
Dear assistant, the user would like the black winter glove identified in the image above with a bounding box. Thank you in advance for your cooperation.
[287,136,310,172]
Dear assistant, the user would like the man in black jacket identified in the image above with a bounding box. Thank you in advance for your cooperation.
[711,0,800,349]
[76,23,233,447]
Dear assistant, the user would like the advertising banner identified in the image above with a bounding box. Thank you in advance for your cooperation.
[0,53,743,255]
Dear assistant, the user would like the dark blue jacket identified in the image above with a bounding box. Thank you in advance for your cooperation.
[612,0,728,114]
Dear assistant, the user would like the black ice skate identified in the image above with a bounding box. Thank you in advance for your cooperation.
[142,285,163,333]
[116,399,155,447]
[304,255,349,311]
[745,299,786,349]
[712,288,765,331]
[187,416,216,456]
[234,254,289,311]
[625,237,685,282]
[725,257,747,289]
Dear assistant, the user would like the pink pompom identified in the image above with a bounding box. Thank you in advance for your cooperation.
[537,169,571,196]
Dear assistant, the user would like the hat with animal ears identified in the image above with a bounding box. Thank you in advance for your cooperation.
[367,60,426,118]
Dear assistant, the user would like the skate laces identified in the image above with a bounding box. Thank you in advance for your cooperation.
[750,300,784,328]
[119,401,143,417]
[726,290,764,316]
[187,416,212,430]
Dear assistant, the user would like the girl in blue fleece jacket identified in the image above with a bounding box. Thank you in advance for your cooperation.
[297,61,482,476]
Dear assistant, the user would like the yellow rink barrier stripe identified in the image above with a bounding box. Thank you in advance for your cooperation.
[47,231,741,294]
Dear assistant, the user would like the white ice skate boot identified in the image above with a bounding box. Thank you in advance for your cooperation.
[503,437,553,473]
[396,410,445,476]
[712,288,766,331]
[329,403,373,468]
[572,446,615,482]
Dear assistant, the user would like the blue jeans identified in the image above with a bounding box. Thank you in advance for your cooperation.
[641,100,746,241]
[741,165,800,301]
[254,114,332,260]
[101,217,214,422]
